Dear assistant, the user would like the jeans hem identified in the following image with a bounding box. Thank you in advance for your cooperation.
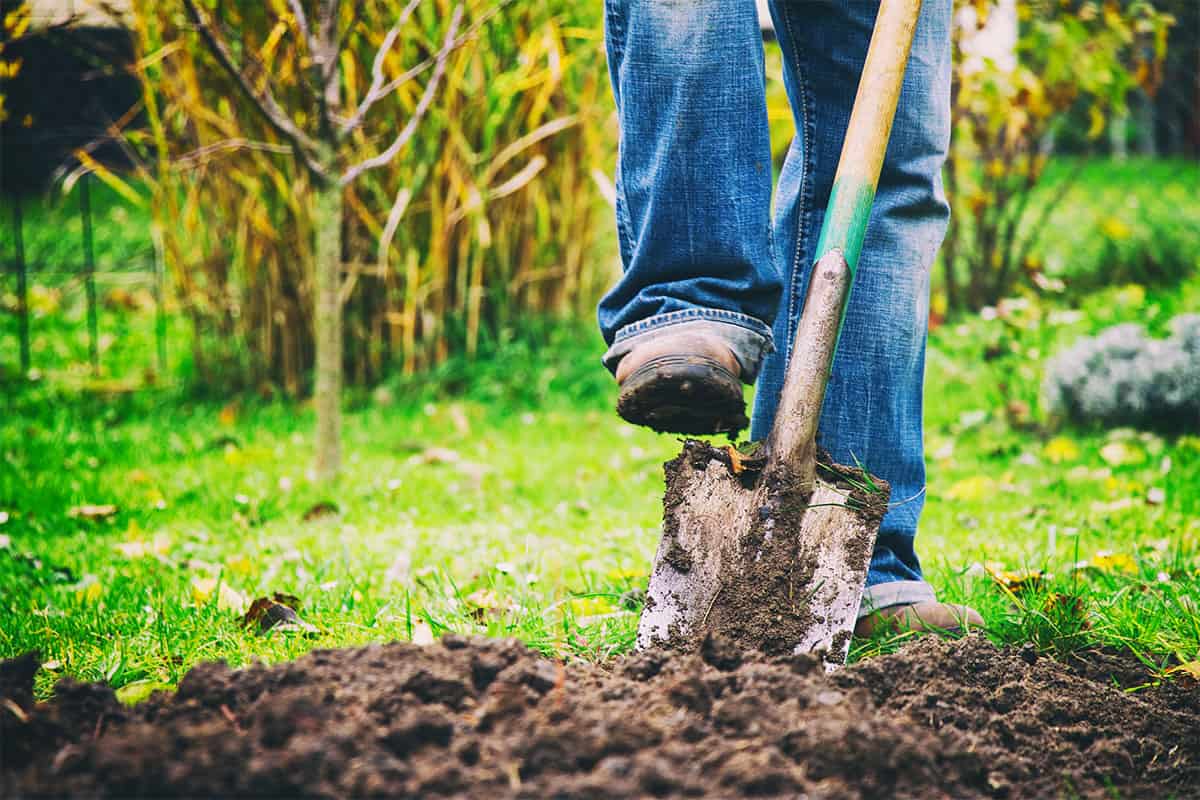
[602,311,774,382]
[857,580,937,619]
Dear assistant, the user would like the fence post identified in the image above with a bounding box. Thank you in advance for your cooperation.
[80,173,100,374]
[11,196,31,374]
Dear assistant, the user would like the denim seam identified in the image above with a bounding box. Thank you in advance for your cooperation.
[604,2,635,255]
[780,6,816,376]
[611,308,773,344]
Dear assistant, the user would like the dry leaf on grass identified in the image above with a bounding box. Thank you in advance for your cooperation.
[1090,497,1137,514]
[1089,552,1138,574]
[984,563,1045,595]
[464,589,521,622]
[411,619,436,646]
[114,532,171,559]
[241,593,317,635]
[302,501,340,522]
[191,577,248,614]
[68,504,117,521]
[1099,441,1146,467]
[1166,662,1200,686]
[1042,437,1080,464]
[218,402,239,427]
[409,447,462,466]
[946,475,997,502]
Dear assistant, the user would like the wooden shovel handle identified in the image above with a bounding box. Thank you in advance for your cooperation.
[765,0,922,481]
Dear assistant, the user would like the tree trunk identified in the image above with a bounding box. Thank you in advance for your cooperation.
[313,175,344,483]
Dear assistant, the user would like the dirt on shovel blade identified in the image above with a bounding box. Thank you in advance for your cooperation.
[654,441,889,658]
[4,634,1199,798]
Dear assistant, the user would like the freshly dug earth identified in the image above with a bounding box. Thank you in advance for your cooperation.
[3,635,1199,798]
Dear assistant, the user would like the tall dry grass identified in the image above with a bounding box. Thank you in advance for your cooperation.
[127,1,614,393]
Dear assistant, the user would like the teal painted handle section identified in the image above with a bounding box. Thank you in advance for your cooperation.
[812,177,877,280]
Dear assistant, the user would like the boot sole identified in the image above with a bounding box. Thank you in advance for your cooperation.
[617,354,747,435]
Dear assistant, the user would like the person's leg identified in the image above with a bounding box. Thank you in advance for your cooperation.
[599,0,781,433]
[757,0,955,617]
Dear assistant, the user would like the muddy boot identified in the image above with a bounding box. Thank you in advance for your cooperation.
[854,602,983,637]
[615,332,747,435]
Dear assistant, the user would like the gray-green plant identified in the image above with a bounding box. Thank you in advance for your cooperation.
[1043,314,1200,431]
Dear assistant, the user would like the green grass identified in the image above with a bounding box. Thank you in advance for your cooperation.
[2,162,1199,699]
[3,276,1199,699]
[1028,158,1200,291]
[1,180,179,389]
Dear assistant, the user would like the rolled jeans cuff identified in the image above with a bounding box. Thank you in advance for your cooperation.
[602,310,774,383]
[857,580,937,619]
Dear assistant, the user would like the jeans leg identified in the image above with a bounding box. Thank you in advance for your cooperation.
[598,0,781,382]
[757,0,953,612]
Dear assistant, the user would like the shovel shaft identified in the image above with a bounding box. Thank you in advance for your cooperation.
[766,0,922,479]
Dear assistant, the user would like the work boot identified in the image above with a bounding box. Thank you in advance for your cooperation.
[615,331,747,435]
[854,602,984,638]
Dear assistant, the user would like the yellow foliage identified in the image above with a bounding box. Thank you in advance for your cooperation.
[1100,217,1133,240]
[1042,437,1080,464]
[191,577,249,614]
[1090,552,1137,574]
[567,596,618,618]
[946,475,997,503]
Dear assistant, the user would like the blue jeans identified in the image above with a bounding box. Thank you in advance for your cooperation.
[599,0,952,615]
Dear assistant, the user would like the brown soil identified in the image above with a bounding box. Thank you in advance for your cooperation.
[4,635,1198,799]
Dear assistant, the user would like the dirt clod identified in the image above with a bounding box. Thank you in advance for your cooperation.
[3,635,1198,798]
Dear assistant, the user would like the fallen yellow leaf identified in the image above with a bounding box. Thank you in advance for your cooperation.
[411,619,436,646]
[218,402,238,427]
[1042,437,1080,464]
[1100,441,1146,467]
[984,564,1044,594]
[69,504,117,520]
[1167,661,1200,682]
[225,555,254,576]
[1091,552,1137,574]
[946,475,997,503]
[192,576,217,602]
[568,596,618,617]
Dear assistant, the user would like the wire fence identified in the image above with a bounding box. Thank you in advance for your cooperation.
[3,171,166,381]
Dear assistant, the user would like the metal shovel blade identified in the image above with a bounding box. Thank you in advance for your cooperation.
[635,0,920,667]
[635,441,887,668]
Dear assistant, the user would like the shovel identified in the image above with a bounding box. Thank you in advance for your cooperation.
[636,0,922,668]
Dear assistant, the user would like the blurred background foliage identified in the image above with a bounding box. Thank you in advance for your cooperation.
[125,0,614,394]
[1,0,1197,395]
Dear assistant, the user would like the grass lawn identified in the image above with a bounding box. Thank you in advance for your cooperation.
[2,159,1199,700]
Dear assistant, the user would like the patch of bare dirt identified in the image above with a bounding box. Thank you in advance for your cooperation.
[3,635,1198,798]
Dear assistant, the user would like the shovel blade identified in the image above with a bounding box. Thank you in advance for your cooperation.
[636,443,885,668]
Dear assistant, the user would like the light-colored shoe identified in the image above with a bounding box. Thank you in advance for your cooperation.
[853,602,984,637]
[615,331,746,435]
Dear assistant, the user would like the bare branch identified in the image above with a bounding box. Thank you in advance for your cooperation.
[339,0,516,135]
[181,0,327,179]
[340,6,464,186]
[173,138,294,170]
[339,0,422,134]
[287,0,316,52]
[342,184,412,303]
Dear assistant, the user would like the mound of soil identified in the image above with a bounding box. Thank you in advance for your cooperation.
[3,635,1198,798]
